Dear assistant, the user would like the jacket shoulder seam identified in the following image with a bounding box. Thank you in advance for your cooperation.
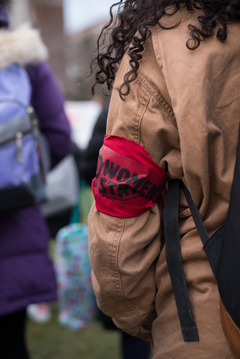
[137,75,177,128]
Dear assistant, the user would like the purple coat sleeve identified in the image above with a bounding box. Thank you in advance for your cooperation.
[26,61,71,167]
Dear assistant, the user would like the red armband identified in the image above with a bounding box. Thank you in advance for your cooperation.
[92,135,168,218]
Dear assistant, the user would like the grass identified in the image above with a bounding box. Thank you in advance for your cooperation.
[26,186,153,359]
[27,304,121,359]
[27,185,121,359]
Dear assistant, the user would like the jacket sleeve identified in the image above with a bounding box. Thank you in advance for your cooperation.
[89,202,162,342]
[27,62,71,167]
[88,55,182,342]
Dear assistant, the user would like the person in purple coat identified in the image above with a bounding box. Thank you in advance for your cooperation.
[0,2,71,358]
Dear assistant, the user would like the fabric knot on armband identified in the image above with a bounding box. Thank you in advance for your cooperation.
[92,135,168,218]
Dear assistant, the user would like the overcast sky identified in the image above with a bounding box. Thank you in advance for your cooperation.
[64,0,116,34]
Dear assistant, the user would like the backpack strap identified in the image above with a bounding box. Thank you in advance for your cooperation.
[181,181,222,279]
[181,182,209,246]
[164,179,199,342]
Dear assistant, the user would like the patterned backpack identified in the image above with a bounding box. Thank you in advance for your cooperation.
[54,223,97,330]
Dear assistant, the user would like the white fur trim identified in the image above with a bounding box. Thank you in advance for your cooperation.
[0,24,48,69]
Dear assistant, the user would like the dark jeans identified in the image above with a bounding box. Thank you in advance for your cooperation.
[0,308,29,359]
[98,309,151,359]
[121,331,151,359]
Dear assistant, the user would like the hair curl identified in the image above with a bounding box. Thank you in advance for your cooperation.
[91,0,240,99]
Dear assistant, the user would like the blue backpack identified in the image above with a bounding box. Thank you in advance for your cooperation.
[0,64,49,212]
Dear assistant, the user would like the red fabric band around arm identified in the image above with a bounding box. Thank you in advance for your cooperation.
[92,135,168,218]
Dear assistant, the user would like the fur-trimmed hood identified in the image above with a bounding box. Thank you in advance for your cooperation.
[0,24,48,69]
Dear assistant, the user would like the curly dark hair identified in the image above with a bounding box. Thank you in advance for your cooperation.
[91,0,240,99]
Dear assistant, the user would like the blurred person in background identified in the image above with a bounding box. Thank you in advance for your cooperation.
[0,1,71,358]
[80,102,151,359]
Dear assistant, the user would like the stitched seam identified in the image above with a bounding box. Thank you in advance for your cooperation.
[115,49,176,128]
[112,58,129,94]
[134,88,152,143]
[113,218,144,326]
[151,27,163,70]
[138,94,151,145]
[111,217,125,303]
[137,76,176,128]
[120,45,175,126]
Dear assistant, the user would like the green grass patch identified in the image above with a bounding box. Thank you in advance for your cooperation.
[27,304,121,359]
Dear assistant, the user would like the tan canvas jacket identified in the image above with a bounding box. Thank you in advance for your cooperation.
[88,8,240,359]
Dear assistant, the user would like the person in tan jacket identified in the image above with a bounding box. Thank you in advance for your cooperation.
[88,1,240,358]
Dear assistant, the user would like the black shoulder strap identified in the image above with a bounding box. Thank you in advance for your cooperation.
[165,126,240,341]
[181,182,209,246]
[164,178,224,342]
[164,179,199,342]
[181,181,223,279]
